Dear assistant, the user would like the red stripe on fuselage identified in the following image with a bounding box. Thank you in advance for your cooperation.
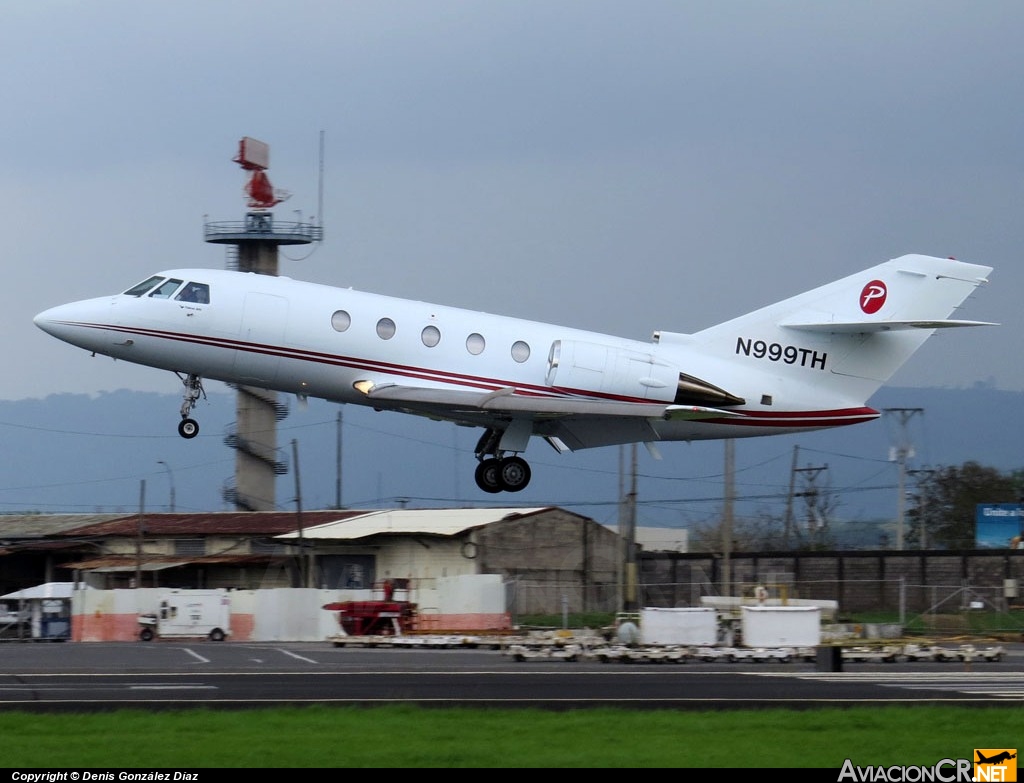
[57,320,877,425]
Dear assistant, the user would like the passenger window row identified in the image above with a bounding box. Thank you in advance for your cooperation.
[332,309,531,363]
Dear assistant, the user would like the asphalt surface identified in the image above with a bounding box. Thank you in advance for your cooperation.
[1,639,1022,711]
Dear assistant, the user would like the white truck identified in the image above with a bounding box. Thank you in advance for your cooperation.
[138,589,231,641]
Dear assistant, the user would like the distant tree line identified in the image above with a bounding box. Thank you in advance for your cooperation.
[687,461,1023,552]
[907,461,1024,549]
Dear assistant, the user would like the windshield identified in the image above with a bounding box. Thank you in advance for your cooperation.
[123,276,165,297]
[148,279,183,299]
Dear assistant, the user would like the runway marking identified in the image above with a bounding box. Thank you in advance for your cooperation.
[279,649,319,664]
[748,671,1024,699]
[129,685,218,691]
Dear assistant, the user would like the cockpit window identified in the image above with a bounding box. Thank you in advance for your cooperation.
[148,278,184,299]
[175,282,210,304]
[124,276,165,297]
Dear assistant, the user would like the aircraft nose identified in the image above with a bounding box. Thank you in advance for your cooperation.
[34,303,81,338]
[33,298,115,348]
[34,305,65,336]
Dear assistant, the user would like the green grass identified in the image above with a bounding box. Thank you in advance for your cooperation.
[514,612,617,629]
[2,705,1021,768]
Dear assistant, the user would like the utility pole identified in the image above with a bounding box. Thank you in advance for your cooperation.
[783,446,799,547]
[793,464,829,544]
[907,468,936,550]
[884,408,924,550]
[157,460,175,513]
[135,480,145,590]
[622,443,638,612]
[292,439,309,588]
[335,410,343,510]
[722,439,734,597]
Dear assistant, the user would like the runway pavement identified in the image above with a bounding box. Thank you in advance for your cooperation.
[1,640,1022,711]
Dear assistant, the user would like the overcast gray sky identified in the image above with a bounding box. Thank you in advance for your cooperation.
[4,1,1020,402]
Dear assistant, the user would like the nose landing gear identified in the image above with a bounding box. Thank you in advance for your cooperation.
[177,373,206,439]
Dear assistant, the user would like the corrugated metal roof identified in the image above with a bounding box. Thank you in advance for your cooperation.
[0,514,125,538]
[1,582,90,600]
[55,510,365,537]
[278,507,555,540]
[62,554,282,570]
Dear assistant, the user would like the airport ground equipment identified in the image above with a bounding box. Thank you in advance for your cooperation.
[138,589,231,642]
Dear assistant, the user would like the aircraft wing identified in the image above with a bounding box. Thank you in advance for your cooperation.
[354,380,740,424]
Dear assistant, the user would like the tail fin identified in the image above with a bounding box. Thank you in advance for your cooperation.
[692,254,994,403]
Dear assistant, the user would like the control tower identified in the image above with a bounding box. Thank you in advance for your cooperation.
[204,137,323,511]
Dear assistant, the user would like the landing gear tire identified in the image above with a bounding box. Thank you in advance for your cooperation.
[474,459,503,493]
[178,418,199,439]
[498,456,531,492]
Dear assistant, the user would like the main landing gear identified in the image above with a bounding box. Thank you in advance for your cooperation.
[473,428,532,493]
[474,456,532,494]
[177,372,206,439]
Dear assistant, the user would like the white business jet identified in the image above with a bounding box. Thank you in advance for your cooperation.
[34,253,993,494]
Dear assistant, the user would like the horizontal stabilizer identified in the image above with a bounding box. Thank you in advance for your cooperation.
[781,319,998,333]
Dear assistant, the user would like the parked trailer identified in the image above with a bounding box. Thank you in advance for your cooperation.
[841,645,902,663]
[902,643,1005,662]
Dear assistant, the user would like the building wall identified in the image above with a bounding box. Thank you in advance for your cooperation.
[372,538,478,585]
[637,550,1024,615]
[70,575,510,642]
[478,510,622,615]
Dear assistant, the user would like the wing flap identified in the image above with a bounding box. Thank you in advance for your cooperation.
[355,381,741,421]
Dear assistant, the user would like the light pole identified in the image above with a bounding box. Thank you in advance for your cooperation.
[157,460,176,512]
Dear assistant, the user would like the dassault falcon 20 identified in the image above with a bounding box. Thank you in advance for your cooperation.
[34,253,994,493]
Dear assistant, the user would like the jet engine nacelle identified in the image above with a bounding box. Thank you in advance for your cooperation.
[546,338,745,408]
[545,339,679,402]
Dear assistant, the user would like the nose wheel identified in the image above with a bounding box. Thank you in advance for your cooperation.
[474,455,531,493]
[176,372,206,439]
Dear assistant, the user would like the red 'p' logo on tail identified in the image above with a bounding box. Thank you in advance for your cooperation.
[860,280,887,314]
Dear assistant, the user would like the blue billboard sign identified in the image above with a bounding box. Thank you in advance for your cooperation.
[976,504,1024,548]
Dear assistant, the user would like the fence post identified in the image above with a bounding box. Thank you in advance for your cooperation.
[899,576,906,626]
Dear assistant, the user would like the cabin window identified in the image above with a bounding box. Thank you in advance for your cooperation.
[466,333,485,355]
[124,276,164,297]
[421,325,441,347]
[149,278,184,299]
[376,317,397,340]
[331,310,351,332]
[511,340,531,363]
[175,282,209,304]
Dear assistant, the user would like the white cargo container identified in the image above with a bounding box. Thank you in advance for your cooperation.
[741,606,820,647]
[138,589,231,641]
[640,607,718,646]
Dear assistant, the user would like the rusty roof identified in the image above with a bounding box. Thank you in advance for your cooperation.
[52,510,368,537]
[61,553,285,570]
[0,513,125,539]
